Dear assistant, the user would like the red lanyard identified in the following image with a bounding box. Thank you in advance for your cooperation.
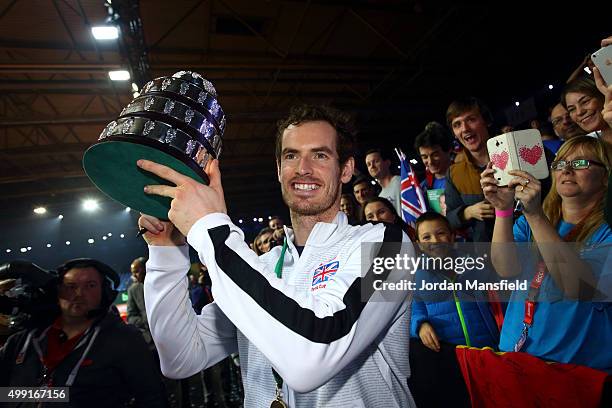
[523,261,547,326]
[514,219,585,352]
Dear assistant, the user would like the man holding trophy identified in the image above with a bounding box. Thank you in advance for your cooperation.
[84,73,415,407]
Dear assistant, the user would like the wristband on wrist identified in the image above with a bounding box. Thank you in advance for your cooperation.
[495,208,513,218]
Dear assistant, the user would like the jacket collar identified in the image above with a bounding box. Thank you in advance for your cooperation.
[283,211,348,248]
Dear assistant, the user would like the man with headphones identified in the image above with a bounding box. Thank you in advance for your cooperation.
[0,258,167,407]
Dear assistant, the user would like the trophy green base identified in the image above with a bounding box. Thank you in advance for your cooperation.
[83,138,208,220]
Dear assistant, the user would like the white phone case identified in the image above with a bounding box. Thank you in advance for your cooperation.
[592,45,612,86]
[487,129,549,186]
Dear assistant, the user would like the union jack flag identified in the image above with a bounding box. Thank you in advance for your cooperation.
[395,148,427,227]
[312,260,339,286]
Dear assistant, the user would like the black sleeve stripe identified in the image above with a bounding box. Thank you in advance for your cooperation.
[208,223,404,344]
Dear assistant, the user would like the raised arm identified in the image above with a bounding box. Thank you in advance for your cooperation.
[481,163,521,277]
[139,215,237,379]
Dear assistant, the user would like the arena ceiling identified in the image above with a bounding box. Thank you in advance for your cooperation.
[0,0,607,221]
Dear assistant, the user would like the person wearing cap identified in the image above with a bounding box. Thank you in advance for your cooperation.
[0,258,167,408]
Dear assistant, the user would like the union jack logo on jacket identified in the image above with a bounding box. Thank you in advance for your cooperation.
[311,260,339,289]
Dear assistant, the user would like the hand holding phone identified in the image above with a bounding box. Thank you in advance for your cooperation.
[592,45,612,85]
[592,41,612,130]
[486,129,549,187]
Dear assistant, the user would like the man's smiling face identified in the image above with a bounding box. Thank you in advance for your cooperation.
[277,121,352,216]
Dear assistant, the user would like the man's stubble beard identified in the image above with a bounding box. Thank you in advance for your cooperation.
[281,182,341,217]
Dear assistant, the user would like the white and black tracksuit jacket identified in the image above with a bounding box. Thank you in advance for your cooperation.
[145,211,416,407]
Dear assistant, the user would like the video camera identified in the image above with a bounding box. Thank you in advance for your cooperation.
[0,260,60,333]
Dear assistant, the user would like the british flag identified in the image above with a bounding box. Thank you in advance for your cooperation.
[395,148,427,227]
[312,260,339,286]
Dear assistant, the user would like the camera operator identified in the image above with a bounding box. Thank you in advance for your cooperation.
[0,258,167,407]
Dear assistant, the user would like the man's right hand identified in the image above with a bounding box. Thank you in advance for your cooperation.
[464,201,495,221]
[138,214,186,246]
[418,322,441,352]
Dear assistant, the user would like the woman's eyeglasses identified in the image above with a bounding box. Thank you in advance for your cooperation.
[550,159,606,171]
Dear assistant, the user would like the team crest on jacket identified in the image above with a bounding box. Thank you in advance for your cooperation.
[311,259,339,291]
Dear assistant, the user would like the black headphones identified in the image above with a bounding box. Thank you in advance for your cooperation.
[55,258,120,317]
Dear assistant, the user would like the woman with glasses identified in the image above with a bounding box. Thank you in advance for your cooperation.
[480,135,611,372]
[562,76,612,145]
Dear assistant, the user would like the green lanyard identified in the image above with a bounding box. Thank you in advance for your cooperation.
[452,285,471,347]
[274,238,288,279]
[438,272,471,347]
[271,238,289,402]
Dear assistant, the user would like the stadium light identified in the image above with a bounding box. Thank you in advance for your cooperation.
[91,25,119,40]
[83,199,99,211]
[109,70,130,81]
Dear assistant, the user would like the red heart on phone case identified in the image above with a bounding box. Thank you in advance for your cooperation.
[519,145,543,165]
[491,151,509,170]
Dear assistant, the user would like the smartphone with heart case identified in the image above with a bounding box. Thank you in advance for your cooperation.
[487,129,549,186]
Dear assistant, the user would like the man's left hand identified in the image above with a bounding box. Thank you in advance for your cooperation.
[138,159,227,236]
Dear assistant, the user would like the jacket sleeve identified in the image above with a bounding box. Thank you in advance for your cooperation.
[144,245,238,379]
[410,300,428,338]
[186,213,413,393]
[444,169,470,230]
[126,286,146,330]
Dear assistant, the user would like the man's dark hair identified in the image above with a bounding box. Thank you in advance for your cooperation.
[352,176,372,189]
[364,148,392,161]
[56,259,119,289]
[414,122,454,152]
[415,212,452,240]
[446,97,493,128]
[276,104,356,166]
